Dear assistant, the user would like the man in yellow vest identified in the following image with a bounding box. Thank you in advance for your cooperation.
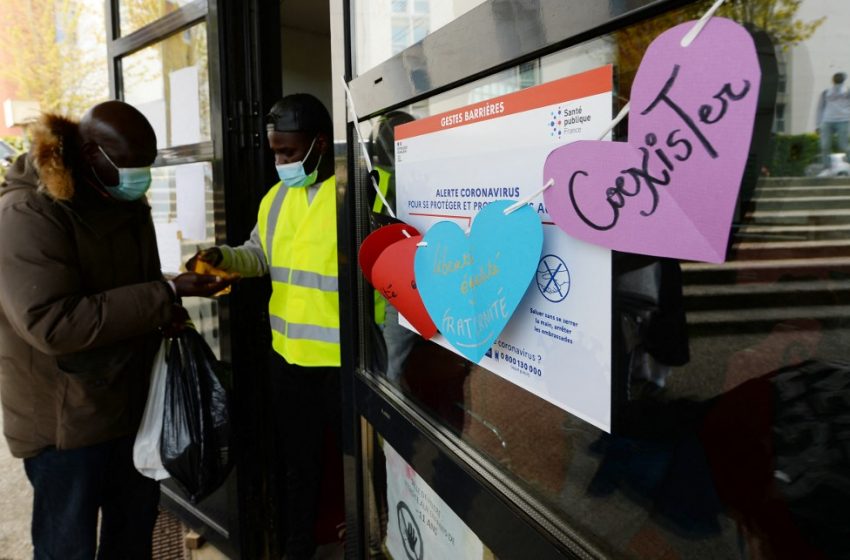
[369,110,413,219]
[194,94,340,559]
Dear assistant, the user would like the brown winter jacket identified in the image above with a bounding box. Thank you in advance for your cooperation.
[0,114,174,458]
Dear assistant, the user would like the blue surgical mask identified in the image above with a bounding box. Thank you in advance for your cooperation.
[276,136,320,188]
[92,145,153,201]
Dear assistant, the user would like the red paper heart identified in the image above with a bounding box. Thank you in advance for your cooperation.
[372,235,437,339]
[358,223,420,283]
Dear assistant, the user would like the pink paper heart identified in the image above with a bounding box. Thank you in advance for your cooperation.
[372,235,437,339]
[543,17,761,263]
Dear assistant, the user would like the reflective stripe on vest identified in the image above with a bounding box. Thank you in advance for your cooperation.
[371,166,391,214]
[269,316,339,344]
[269,267,338,292]
[371,166,390,324]
[258,177,340,366]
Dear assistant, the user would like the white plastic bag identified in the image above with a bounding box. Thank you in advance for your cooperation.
[133,339,171,480]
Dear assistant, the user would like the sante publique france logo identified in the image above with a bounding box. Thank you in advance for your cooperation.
[548,104,592,138]
[548,107,566,139]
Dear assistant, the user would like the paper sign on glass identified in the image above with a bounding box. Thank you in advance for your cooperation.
[175,163,207,241]
[384,442,484,560]
[414,200,543,363]
[543,17,761,263]
[396,65,613,431]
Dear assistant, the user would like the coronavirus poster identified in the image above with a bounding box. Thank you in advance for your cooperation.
[396,65,613,431]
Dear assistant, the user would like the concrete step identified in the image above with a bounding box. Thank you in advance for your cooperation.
[751,195,850,211]
[680,177,850,333]
[757,177,850,188]
[683,278,850,311]
[728,239,850,261]
[742,208,850,226]
[686,304,850,330]
[752,184,850,199]
[732,223,850,242]
[681,256,850,285]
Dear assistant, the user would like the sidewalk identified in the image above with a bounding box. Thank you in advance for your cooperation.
[0,414,33,559]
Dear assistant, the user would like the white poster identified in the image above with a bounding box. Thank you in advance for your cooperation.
[396,66,613,431]
[153,221,182,276]
[169,65,202,146]
[384,442,484,560]
[175,163,207,241]
[135,99,167,150]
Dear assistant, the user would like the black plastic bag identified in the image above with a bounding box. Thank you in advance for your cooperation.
[160,328,233,503]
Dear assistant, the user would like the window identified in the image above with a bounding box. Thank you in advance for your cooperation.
[118,0,196,37]
[358,1,850,557]
[120,24,211,149]
[354,0,488,75]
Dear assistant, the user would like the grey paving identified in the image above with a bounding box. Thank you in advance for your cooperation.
[0,413,33,559]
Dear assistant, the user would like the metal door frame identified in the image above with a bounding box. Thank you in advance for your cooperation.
[105,1,281,557]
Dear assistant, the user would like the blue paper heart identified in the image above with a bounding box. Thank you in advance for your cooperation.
[414,199,544,363]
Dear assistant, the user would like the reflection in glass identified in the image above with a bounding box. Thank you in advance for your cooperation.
[354,0,489,75]
[148,162,220,356]
[360,0,850,558]
[118,0,196,37]
[361,419,499,559]
[121,24,211,149]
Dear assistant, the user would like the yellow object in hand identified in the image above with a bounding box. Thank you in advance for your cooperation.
[188,250,239,296]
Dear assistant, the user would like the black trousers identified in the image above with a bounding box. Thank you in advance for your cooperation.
[23,435,160,560]
[270,352,342,560]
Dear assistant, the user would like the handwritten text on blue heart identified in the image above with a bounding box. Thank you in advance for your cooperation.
[414,200,543,363]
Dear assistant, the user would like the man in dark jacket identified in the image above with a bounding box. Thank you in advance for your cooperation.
[0,101,230,559]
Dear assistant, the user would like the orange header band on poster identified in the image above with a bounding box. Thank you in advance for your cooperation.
[395,65,613,141]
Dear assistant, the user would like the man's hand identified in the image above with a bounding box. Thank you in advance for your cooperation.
[185,247,223,272]
[162,304,191,337]
[172,272,234,298]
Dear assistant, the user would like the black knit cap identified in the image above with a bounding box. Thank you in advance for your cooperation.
[266,93,333,136]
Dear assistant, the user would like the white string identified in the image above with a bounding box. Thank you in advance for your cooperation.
[502,178,554,216]
[340,76,397,221]
[596,102,631,143]
[681,0,725,47]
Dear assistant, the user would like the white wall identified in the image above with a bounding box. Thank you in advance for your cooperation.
[786,0,850,134]
[281,26,333,114]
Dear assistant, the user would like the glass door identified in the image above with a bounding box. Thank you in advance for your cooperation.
[105,1,281,557]
[337,0,850,558]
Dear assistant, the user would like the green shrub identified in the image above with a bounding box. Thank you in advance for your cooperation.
[768,133,820,177]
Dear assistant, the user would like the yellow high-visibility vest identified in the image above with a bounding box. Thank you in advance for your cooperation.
[258,177,340,366]
[371,166,391,214]
[371,166,392,324]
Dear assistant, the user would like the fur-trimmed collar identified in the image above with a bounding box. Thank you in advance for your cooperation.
[29,113,80,201]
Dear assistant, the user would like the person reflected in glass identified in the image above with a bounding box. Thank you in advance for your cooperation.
[368,111,420,385]
[816,72,850,172]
